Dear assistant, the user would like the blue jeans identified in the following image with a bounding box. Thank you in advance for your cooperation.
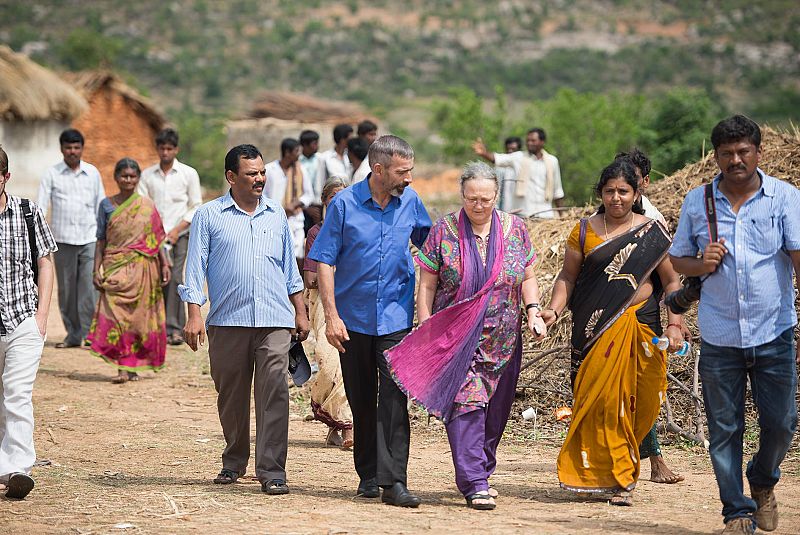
[699,328,797,525]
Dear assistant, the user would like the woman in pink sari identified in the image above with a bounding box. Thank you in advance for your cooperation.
[87,158,171,383]
[386,162,547,509]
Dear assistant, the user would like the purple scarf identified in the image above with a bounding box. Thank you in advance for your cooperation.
[385,209,505,421]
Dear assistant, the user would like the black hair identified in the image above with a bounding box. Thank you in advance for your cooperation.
[280,138,300,157]
[155,128,179,147]
[711,115,761,150]
[347,137,369,161]
[527,128,546,141]
[505,136,522,148]
[333,123,354,144]
[299,130,319,146]
[357,120,378,137]
[114,157,141,177]
[59,128,84,146]
[614,147,651,178]
[225,144,262,174]
[595,159,644,215]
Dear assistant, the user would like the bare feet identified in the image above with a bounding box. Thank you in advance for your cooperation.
[112,371,129,384]
[649,455,684,484]
[610,490,633,506]
[341,428,354,449]
[326,427,343,447]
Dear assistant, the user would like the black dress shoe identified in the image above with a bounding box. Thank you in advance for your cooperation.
[381,482,421,508]
[357,477,380,498]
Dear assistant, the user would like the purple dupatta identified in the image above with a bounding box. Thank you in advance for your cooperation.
[385,209,505,422]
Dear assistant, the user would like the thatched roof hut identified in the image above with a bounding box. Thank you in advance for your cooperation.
[66,71,166,194]
[227,90,378,163]
[0,46,87,199]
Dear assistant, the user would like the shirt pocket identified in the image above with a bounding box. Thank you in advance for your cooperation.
[7,233,31,266]
[262,228,283,261]
[750,216,780,255]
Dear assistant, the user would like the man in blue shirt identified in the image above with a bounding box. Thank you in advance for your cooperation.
[670,116,800,535]
[179,144,309,496]
[309,135,431,507]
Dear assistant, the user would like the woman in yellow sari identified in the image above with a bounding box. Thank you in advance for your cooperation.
[87,158,171,383]
[541,159,685,506]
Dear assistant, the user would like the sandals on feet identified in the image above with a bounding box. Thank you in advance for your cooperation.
[610,490,633,506]
[466,490,496,510]
[112,373,129,384]
[213,468,240,484]
[262,479,290,495]
[488,487,498,498]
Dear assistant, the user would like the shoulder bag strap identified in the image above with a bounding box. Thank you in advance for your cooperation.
[703,182,718,242]
[20,198,39,285]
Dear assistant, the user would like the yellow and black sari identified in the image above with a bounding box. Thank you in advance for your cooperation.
[558,219,671,493]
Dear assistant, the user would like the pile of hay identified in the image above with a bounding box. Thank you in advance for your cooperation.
[513,125,800,445]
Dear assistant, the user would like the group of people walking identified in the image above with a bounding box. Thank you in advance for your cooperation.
[1,115,797,535]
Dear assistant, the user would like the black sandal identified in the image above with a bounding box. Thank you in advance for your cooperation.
[262,479,290,495]
[465,491,496,510]
[213,468,240,484]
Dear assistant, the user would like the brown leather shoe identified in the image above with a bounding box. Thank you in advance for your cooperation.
[721,518,755,534]
[751,485,778,531]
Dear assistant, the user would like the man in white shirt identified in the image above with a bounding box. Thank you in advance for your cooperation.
[473,128,564,218]
[348,137,370,183]
[38,129,105,348]
[138,128,202,346]
[316,124,353,188]
[266,139,314,262]
[496,136,522,212]
[298,130,323,233]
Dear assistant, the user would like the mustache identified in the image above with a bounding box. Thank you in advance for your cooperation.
[728,164,747,171]
[253,182,265,189]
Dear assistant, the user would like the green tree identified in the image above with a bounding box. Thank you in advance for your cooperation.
[57,29,122,70]
[173,109,227,189]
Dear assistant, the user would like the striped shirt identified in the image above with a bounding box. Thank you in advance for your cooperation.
[38,160,105,245]
[0,194,58,333]
[178,191,304,328]
[670,170,800,348]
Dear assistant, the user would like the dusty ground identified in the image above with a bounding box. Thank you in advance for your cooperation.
[2,308,800,534]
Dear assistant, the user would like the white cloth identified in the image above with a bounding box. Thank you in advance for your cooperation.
[38,161,105,245]
[138,159,202,235]
[0,316,44,480]
[265,160,314,258]
[317,149,352,187]
[494,151,564,218]
[351,156,370,183]
[299,153,323,203]
[640,194,667,227]
[496,165,520,213]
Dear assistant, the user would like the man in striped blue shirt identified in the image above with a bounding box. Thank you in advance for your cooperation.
[179,144,309,496]
[670,116,800,535]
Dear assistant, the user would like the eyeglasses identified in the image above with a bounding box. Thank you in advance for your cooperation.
[463,196,496,207]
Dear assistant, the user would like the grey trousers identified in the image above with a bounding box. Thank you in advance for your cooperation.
[54,242,97,345]
[207,326,290,483]
[164,233,188,336]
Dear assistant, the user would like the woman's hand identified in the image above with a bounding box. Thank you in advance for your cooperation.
[539,308,558,327]
[161,262,171,286]
[528,310,547,340]
[92,271,103,291]
[665,324,684,352]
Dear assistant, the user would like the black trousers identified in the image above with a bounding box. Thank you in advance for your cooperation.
[340,329,410,487]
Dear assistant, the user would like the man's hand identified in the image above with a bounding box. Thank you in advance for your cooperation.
[702,239,728,274]
[34,311,47,339]
[184,312,206,352]
[472,138,490,159]
[292,312,310,342]
[166,228,180,246]
[539,308,558,327]
[325,315,350,353]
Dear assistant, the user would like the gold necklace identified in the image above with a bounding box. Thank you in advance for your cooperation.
[603,211,634,240]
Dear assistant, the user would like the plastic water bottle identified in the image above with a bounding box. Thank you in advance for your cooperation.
[652,336,690,356]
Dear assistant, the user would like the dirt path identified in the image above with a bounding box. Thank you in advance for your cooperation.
[2,311,799,534]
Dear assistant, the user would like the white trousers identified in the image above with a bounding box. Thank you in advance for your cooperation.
[0,316,44,481]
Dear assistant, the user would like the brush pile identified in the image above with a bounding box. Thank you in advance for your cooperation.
[511,126,800,448]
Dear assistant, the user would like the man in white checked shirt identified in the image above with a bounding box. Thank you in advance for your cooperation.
[0,146,58,499]
[37,129,105,348]
[179,144,309,496]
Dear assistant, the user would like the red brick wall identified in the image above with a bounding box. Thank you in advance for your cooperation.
[72,86,160,194]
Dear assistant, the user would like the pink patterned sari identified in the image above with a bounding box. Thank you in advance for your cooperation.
[88,193,167,372]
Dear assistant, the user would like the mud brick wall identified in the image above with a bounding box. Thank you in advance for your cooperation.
[72,86,160,194]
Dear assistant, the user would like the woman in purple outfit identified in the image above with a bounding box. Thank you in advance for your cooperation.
[386,161,547,510]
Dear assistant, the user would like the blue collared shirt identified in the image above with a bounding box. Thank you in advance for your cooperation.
[178,191,304,328]
[308,175,432,336]
[670,170,800,348]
